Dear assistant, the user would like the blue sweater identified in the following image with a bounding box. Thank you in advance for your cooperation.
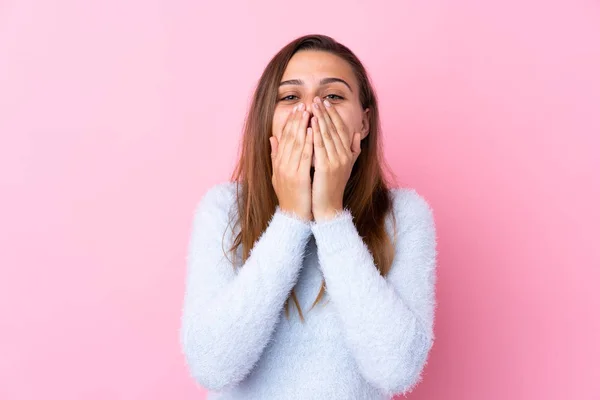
[180,181,438,399]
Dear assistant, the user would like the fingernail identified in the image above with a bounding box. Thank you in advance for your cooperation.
[303,110,308,117]
[298,103,305,111]
[293,105,298,112]
[324,100,331,108]
[314,96,321,103]
[314,102,319,110]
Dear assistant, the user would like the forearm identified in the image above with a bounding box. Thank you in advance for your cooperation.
[312,210,434,395]
[181,207,312,390]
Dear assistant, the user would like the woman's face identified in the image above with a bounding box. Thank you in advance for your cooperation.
[272,50,370,166]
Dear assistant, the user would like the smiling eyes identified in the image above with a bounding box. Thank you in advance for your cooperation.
[279,94,345,102]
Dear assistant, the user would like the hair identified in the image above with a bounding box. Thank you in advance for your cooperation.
[226,34,399,322]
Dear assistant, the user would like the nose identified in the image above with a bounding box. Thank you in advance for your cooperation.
[306,103,316,118]
[303,103,314,127]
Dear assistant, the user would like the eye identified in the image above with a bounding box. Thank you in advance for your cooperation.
[279,95,298,101]
[325,94,344,101]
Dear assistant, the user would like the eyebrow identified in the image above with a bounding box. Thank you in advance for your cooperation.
[279,77,353,93]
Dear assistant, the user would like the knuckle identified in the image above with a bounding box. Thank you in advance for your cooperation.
[299,175,311,185]
[287,174,299,184]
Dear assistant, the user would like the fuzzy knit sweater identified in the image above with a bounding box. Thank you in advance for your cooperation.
[180,181,437,399]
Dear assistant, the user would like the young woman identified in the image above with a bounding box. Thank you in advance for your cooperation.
[180,34,438,399]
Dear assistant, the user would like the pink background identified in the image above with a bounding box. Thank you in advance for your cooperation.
[1,1,599,399]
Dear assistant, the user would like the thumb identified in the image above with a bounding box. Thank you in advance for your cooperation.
[351,132,361,158]
[269,136,278,158]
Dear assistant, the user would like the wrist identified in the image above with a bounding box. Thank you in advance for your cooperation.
[313,206,344,222]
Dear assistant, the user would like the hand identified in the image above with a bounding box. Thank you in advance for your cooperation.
[310,96,362,222]
[269,102,314,222]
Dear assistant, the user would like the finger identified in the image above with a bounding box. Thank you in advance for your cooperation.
[323,99,351,151]
[298,126,314,177]
[313,98,339,161]
[275,107,296,159]
[280,104,304,166]
[311,116,329,166]
[288,109,309,171]
[282,104,306,168]
[318,98,346,157]
[276,106,296,164]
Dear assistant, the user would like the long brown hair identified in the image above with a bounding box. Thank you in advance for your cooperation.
[227,34,399,322]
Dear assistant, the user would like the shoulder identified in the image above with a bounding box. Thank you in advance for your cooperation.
[193,181,239,223]
[196,181,238,207]
[388,187,436,233]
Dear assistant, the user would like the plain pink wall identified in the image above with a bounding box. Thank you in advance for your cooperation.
[1,0,599,399]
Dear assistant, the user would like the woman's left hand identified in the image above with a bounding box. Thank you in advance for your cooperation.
[310,96,362,222]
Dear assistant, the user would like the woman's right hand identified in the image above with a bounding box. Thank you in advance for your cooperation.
[269,103,314,222]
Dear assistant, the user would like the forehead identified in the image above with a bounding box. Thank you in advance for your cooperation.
[281,50,357,87]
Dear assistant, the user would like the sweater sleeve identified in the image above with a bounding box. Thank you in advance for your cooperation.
[310,188,437,397]
[180,183,313,391]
